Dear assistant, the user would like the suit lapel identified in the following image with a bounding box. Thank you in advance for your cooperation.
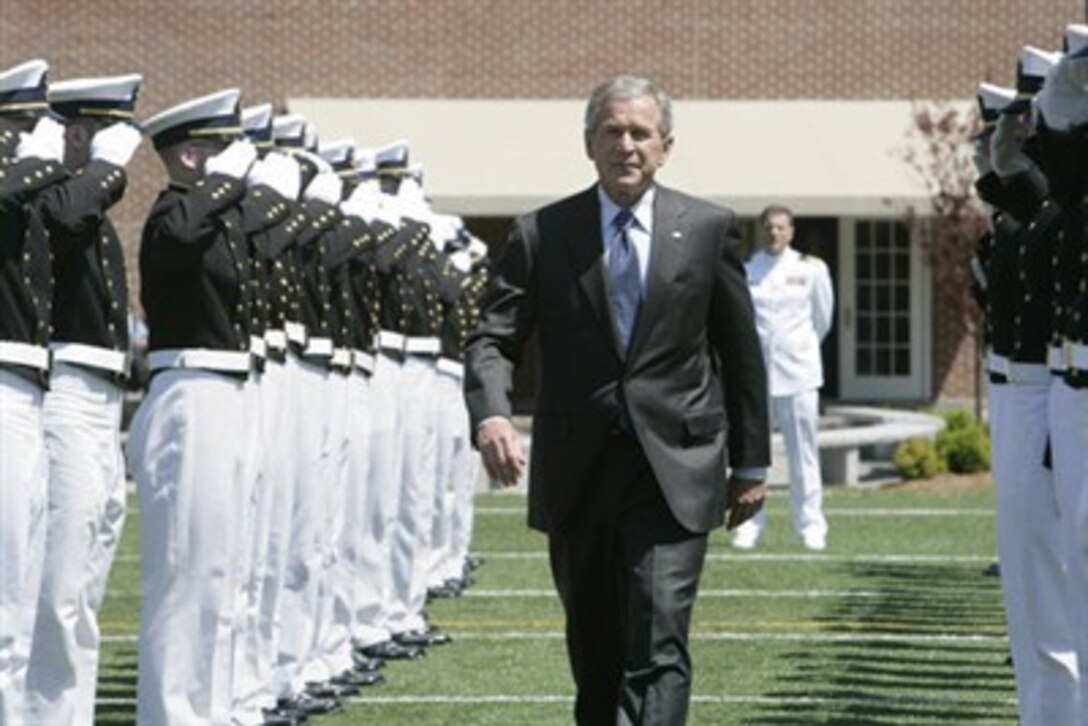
[626,186,687,361]
[567,187,623,356]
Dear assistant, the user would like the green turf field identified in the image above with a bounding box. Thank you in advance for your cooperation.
[94,481,1015,724]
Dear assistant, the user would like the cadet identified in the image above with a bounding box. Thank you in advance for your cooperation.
[26,72,144,726]
[0,57,66,726]
[127,88,274,724]
[978,63,1079,724]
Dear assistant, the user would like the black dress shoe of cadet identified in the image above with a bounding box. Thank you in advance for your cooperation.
[466,555,485,571]
[360,639,425,660]
[261,708,304,726]
[278,694,340,717]
[335,668,385,687]
[352,653,385,671]
[395,628,452,647]
[306,680,358,699]
[427,584,460,600]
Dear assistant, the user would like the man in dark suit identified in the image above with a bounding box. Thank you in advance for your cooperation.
[464,76,770,725]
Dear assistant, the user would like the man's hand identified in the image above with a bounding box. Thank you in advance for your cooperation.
[476,417,526,488]
[91,122,143,167]
[726,475,766,530]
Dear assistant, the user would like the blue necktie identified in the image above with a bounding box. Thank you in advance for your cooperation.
[609,208,642,353]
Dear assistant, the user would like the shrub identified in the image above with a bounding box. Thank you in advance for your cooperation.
[936,424,991,473]
[893,437,946,480]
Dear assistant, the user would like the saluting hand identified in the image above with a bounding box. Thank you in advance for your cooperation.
[726,475,766,530]
[476,417,526,488]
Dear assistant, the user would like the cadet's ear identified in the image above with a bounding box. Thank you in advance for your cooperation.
[66,121,90,149]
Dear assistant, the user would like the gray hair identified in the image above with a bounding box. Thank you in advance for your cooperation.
[584,76,673,138]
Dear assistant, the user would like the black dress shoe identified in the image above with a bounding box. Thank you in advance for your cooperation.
[466,555,485,571]
[352,653,385,671]
[361,639,426,660]
[395,628,452,647]
[262,708,305,726]
[278,694,340,716]
[427,584,460,600]
[306,680,358,698]
[335,668,385,687]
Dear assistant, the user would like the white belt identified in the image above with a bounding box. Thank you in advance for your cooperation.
[148,348,252,374]
[265,329,287,351]
[377,330,405,352]
[249,335,267,359]
[331,348,353,367]
[0,340,50,371]
[1049,346,1065,372]
[50,342,126,375]
[436,357,464,378]
[1065,341,1088,371]
[353,349,376,374]
[405,336,441,355]
[285,321,307,346]
[304,337,333,358]
[987,352,1051,385]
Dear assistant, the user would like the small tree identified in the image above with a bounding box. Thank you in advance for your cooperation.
[898,103,991,412]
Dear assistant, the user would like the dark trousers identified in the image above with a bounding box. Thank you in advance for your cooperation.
[548,432,708,725]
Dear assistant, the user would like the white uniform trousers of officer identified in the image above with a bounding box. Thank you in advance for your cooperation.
[449,401,481,583]
[231,361,272,725]
[27,362,126,726]
[733,389,827,549]
[0,367,48,725]
[372,349,407,638]
[386,354,439,635]
[248,353,296,711]
[342,364,385,648]
[428,362,467,588]
[278,356,334,695]
[316,368,355,678]
[991,379,1079,726]
[128,367,249,726]
[1049,376,1088,715]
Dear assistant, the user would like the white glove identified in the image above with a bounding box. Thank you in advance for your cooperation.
[247,150,301,200]
[304,170,343,205]
[90,122,142,167]
[292,148,332,174]
[989,113,1033,178]
[16,116,65,163]
[204,138,257,180]
[1037,57,1088,132]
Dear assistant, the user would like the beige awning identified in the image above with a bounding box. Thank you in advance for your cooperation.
[288,98,964,219]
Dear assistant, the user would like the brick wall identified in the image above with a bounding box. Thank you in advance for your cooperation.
[0,0,1080,400]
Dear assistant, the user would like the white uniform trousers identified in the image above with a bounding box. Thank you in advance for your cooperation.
[449,410,481,582]
[231,368,271,725]
[127,368,248,725]
[250,356,296,707]
[343,369,386,647]
[371,352,406,639]
[428,367,466,587]
[991,381,1079,725]
[316,370,354,678]
[27,363,126,726]
[733,389,827,547]
[278,358,333,695]
[1049,377,1088,716]
[386,356,439,634]
[0,368,47,725]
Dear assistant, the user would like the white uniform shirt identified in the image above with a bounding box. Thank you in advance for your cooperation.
[746,247,834,397]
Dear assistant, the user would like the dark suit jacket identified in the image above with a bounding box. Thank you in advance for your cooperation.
[464,184,770,534]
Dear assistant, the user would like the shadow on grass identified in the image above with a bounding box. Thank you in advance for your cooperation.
[746,562,1015,724]
[95,643,137,725]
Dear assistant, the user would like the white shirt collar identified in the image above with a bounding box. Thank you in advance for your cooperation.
[597,185,655,233]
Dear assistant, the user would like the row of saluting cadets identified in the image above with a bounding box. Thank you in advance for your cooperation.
[0,57,491,725]
[972,23,1088,726]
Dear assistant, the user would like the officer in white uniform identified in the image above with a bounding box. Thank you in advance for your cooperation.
[734,204,833,551]
[26,72,144,726]
[0,58,67,726]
